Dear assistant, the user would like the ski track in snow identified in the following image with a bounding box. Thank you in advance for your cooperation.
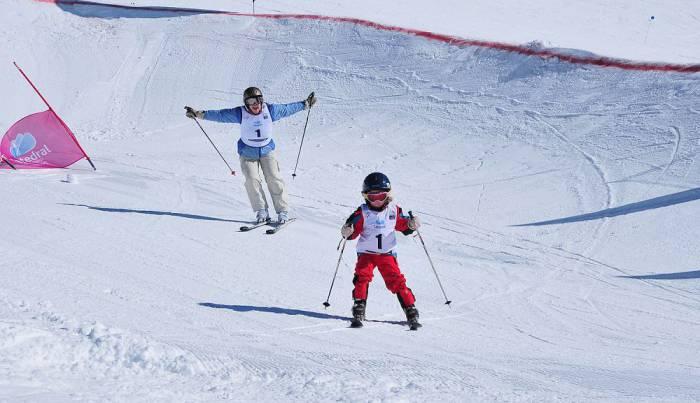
[2,1,700,401]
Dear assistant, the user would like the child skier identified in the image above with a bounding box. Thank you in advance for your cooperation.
[340,172,422,330]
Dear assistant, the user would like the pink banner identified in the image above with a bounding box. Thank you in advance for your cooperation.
[0,110,85,169]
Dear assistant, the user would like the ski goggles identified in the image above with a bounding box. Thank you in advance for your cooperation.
[245,96,263,107]
[364,191,389,203]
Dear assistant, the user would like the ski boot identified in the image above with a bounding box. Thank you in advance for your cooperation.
[404,305,422,330]
[255,209,270,224]
[350,299,366,328]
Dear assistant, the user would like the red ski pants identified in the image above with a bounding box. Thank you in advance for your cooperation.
[352,253,416,307]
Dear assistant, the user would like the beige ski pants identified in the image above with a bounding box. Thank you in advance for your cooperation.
[239,151,289,213]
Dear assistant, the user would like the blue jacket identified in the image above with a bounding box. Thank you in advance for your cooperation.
[203,101,306,160]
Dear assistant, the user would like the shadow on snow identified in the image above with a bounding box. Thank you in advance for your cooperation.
[199,303,406,325]
[515,187,700,226]
[618,270,700,280]
[53,0,220,19]
[60,203,248,223]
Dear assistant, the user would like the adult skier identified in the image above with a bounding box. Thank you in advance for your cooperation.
[340,172,423,330]
[185,87,316,224]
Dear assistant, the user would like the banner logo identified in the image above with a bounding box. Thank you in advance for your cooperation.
[10,132,37,158]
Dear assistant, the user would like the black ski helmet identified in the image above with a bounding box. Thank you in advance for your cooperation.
[362,172,391,193]
[243,87,263,103]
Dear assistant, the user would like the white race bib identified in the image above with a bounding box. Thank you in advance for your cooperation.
[240,104,273,147]
[356,203,399,254]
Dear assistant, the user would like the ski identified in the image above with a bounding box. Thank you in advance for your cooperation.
[239,220,271,232]
[348,319,420,330]
[265,218,296,234]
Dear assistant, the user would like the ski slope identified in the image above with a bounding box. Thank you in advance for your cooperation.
[1,1,700,401]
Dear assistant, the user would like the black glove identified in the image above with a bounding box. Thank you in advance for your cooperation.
[304,92,317,109]
[184,106,204,119]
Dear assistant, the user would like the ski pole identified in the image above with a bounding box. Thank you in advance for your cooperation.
[186,108,236,176]
[323,236,347,308]
[336,236,344,250]
[292,92,313,179]
[409,211,452,306]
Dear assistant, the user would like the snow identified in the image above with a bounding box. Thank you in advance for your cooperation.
[50,0,700,64]
[1,0,700,401]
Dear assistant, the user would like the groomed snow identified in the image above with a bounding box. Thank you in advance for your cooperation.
[1,1,699,401]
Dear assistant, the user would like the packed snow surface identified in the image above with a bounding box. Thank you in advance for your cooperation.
[1,0,699,401]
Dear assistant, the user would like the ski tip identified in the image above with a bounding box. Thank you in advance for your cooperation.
[265,218,296,234]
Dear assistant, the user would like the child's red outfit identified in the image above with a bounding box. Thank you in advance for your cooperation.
[344,203,417,308]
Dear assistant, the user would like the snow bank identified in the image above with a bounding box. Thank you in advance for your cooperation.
[0,299,205,376]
